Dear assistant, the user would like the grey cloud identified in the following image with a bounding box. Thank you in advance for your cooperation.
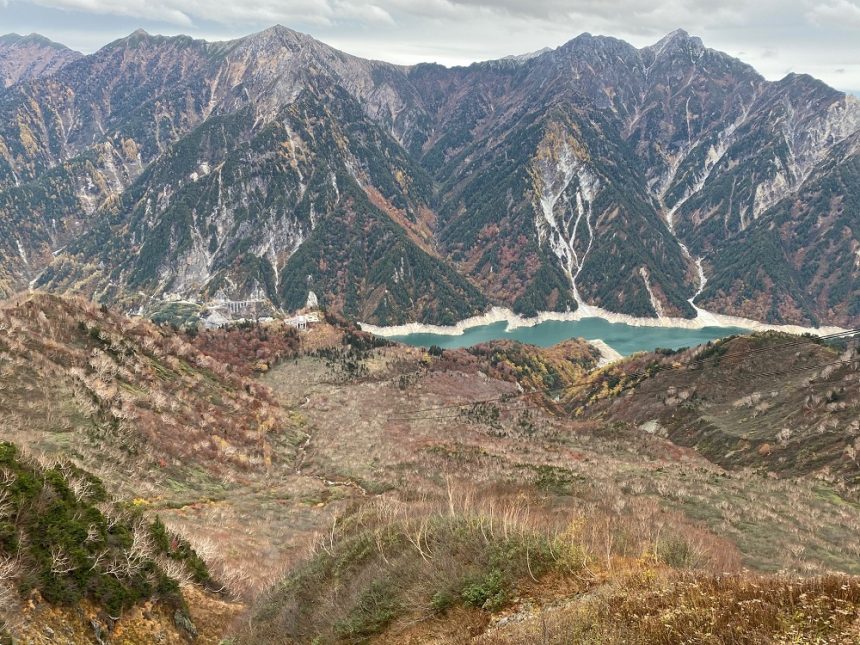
[806,0,860,28]
[28,0,336,26]
[17,0,784,32]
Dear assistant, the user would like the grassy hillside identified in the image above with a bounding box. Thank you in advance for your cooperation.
[0,294,334,606]
[0,295,858,642]
[243,324,859,641]
[560,332,860,494]
[0,293,303,496]
[239,484,860,644]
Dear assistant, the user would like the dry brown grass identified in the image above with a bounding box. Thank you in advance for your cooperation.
[0,294,302,495]
[478,572,860,644]
[236,478,743,643]
[3,297,859,644]
[15,585,244,645]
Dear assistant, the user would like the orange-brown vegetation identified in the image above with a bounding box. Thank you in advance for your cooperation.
[563,333,860,493]
[236,482,733,643]
[188,323,301,375]
[0,294,299,488]
[477,572,860,644]
[15,585,243,644]
[2,295,859,642]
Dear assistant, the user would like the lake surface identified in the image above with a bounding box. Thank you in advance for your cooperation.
[388,317,748,356]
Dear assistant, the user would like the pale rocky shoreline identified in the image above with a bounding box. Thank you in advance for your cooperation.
[359,304,849,365]
[586,338,623,366]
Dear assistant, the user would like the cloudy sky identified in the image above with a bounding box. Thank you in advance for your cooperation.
[2,0,859,92]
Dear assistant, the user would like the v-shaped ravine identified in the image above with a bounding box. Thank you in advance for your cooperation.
[532,132,600,307]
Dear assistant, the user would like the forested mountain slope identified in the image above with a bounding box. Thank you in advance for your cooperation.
[0,27,856,326]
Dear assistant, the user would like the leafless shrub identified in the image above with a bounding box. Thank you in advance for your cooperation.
[0,554,21,629]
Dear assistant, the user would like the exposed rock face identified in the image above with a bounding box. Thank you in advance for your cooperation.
[0,27,857,325]
[0,33,80,88]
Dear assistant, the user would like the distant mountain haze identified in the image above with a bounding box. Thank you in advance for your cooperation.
[0,26,857,326]
[0,32,81,87]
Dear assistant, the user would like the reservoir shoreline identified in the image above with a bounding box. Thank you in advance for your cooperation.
[359,305,848,339]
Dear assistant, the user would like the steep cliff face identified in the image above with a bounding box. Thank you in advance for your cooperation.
[42,86,485,324]
[0,27,857,325]
[0,32,219,297]
[397,30,859,324]
[698,131,860,323]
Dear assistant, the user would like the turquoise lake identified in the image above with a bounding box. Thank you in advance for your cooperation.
[387,317,748,356]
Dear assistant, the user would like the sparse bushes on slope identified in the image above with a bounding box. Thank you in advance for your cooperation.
[468,339,600,396]
[240,492,588,642]
[188,323,301,375]
[238,480,730,643]
[0,294,299,487]
[565,332,860,492]
[0,442,211,630]
[309,327,393,382]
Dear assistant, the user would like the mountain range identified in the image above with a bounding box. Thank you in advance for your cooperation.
[0,26,857,326]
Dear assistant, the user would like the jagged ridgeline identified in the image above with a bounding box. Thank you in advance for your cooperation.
[0,27,857,325]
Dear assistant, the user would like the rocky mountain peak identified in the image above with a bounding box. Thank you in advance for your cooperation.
[774,71,831,91]
[110,28,153,47]
[103,28,204,54]
[232,24,333,62]
[654,27,691,44]
[248,24,309,43]
[497,47,553,64]
[0,31,81,87]
[0,32,71,50]
[559,31,631,54]
[643,28,706,61]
